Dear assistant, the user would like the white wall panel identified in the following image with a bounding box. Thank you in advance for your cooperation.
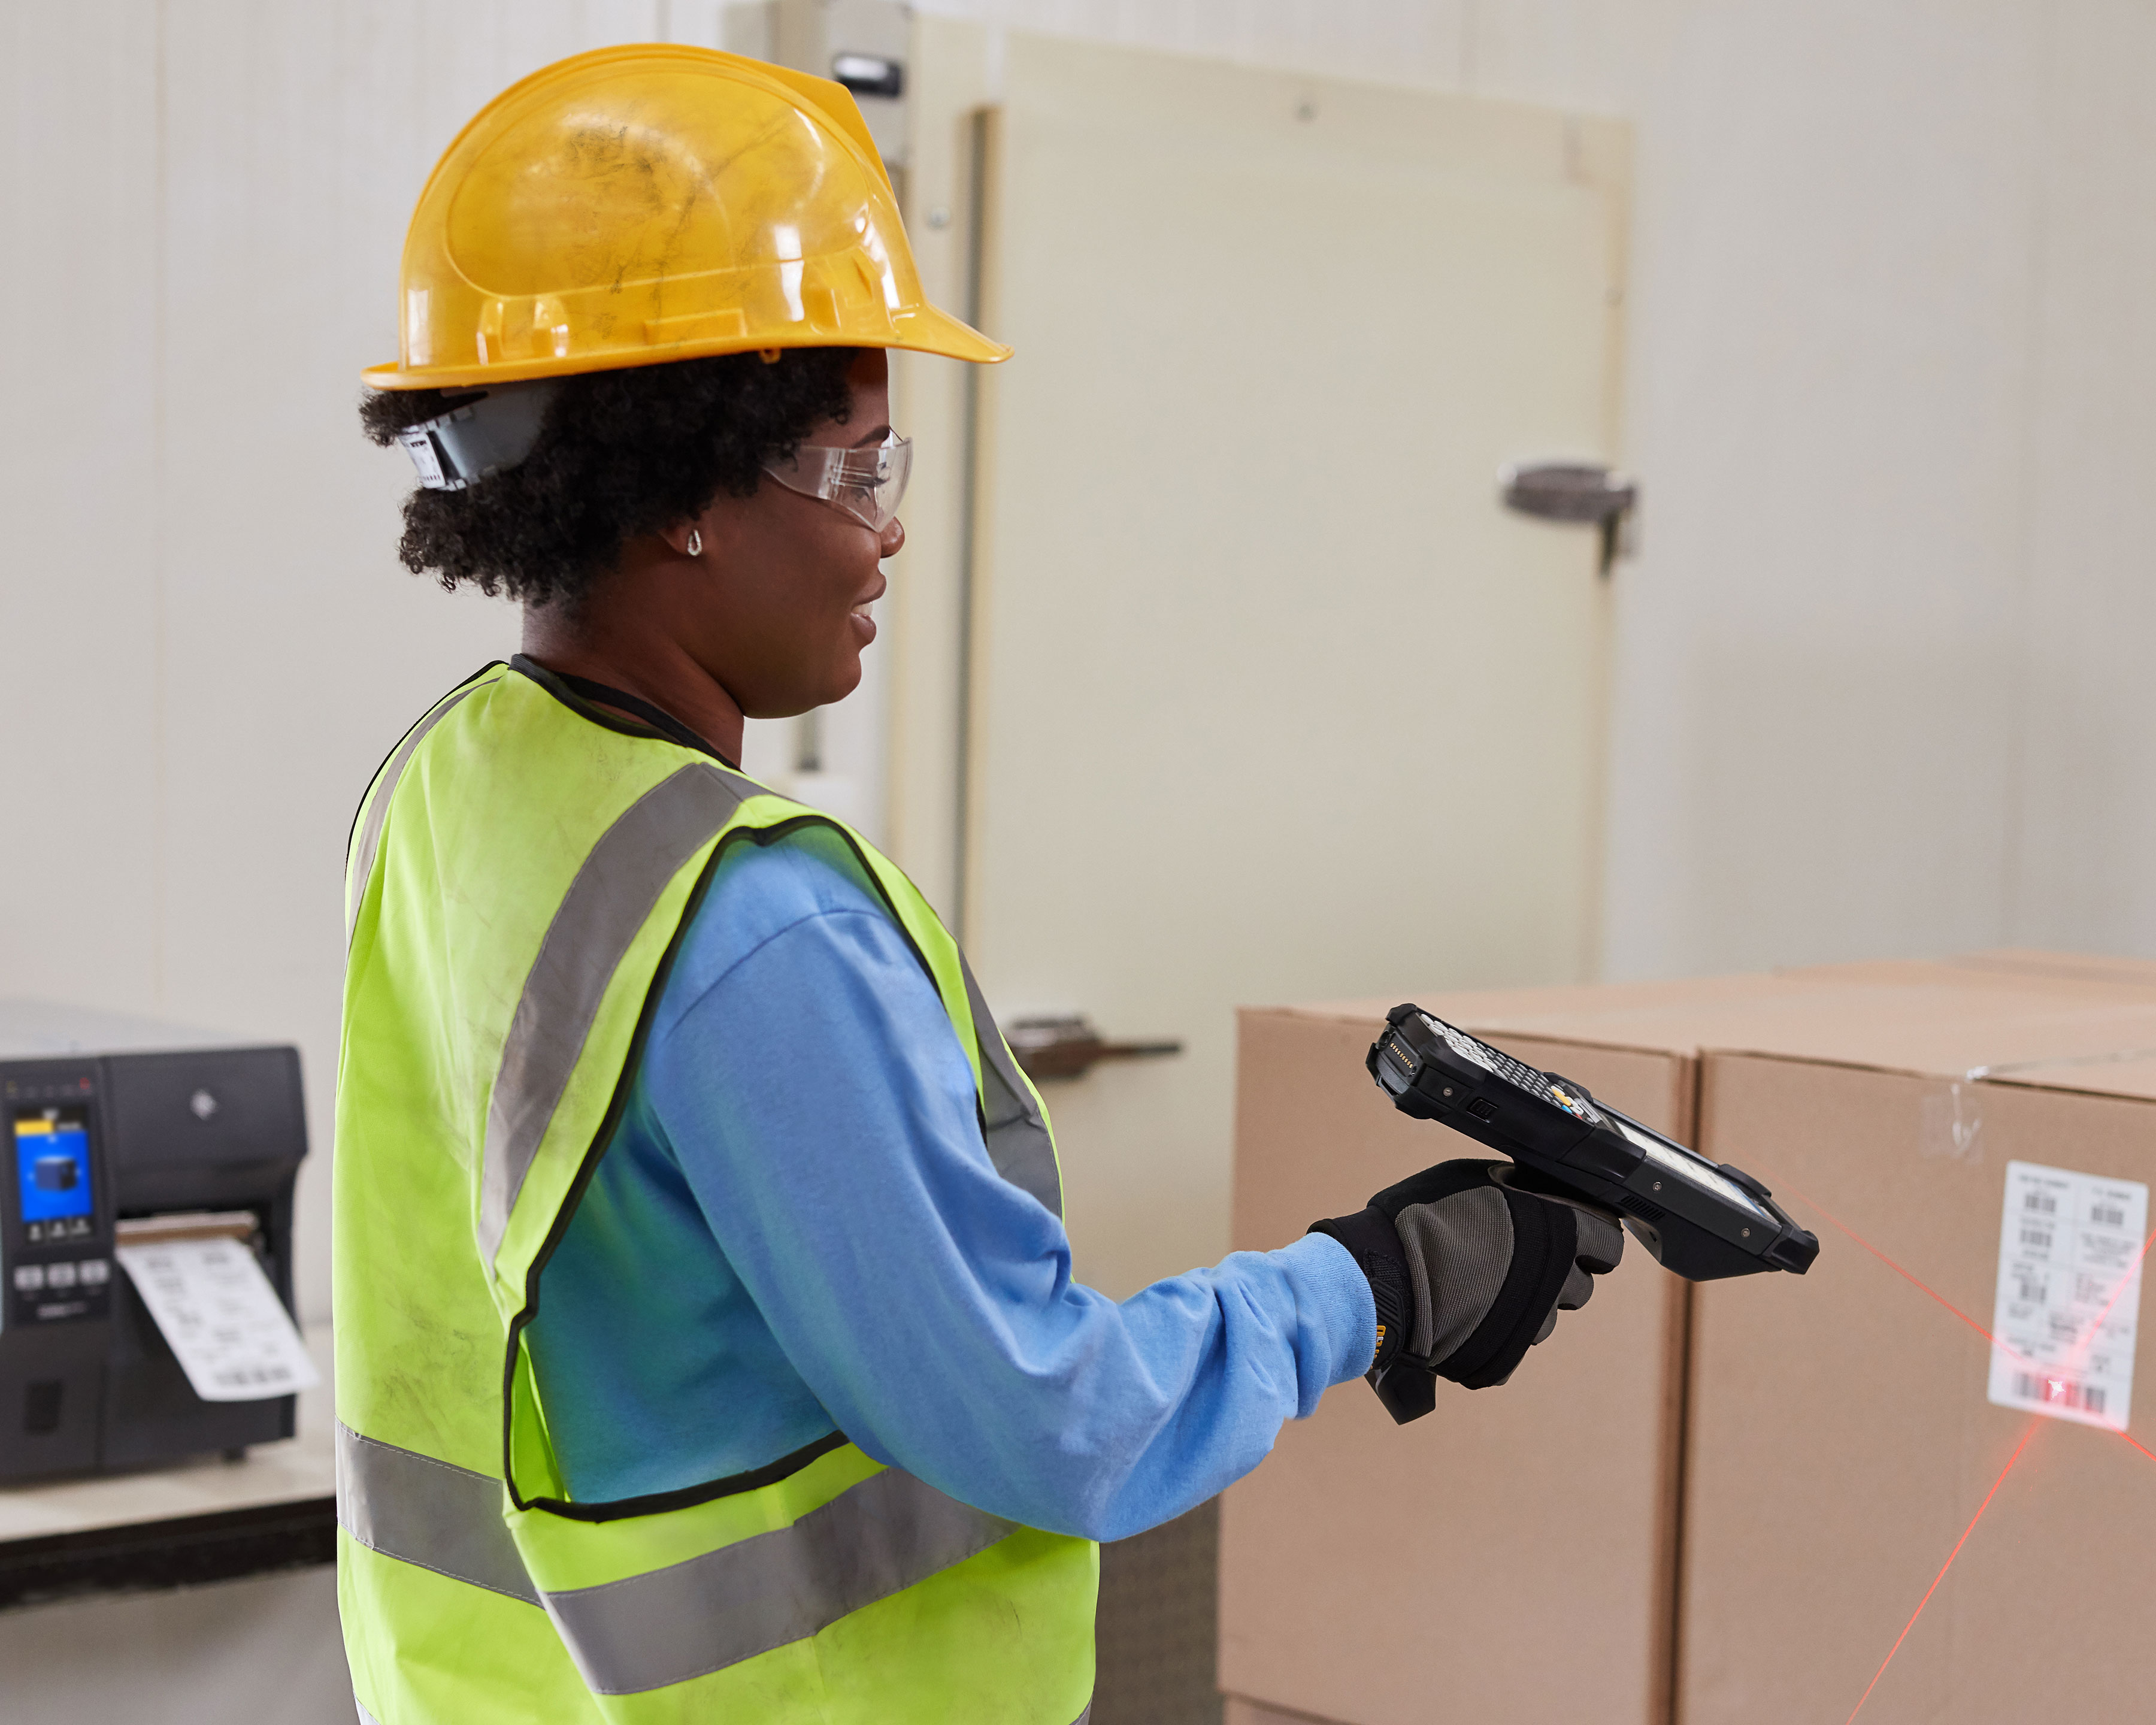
[1597,0,2045,975]
[2007,1,2156,956]
[1461,0,1689,111]
[916,0,1471,87]
[0,0,163,1013]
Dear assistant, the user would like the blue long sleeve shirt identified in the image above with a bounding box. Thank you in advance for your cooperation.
[523,823,1373,1542]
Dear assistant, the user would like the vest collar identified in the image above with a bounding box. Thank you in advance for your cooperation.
[510,653,740,768]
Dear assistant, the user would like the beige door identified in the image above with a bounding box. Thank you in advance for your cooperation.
[892,26,1630,1299]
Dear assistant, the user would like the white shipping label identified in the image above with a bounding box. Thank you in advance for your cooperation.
[1987,1161,2149,1432]
[115,1239,320,1403]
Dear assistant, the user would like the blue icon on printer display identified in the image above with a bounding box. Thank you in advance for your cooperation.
[14,1107,93,1224]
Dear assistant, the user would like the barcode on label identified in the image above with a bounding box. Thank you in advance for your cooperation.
[1990,1161,2146,1432]
[2013,1373,2106,1415]
[213,1366,289,1388]
[114,1240,320,1404]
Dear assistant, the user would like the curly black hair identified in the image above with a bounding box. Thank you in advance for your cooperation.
[358,347,859,609]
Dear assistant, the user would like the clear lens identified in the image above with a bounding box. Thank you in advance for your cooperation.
[762,434,912,532]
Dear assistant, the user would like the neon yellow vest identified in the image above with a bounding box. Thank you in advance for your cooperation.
[334,661,1098,1724]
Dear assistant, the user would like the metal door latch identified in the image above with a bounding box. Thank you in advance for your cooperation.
[1498,460,1638,573]
[1005,1016,1184,1082]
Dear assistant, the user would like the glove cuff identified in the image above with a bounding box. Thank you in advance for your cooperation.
[1309,1206,1410,1373]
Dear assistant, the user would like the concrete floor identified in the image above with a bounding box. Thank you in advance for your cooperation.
[0,1565,351,1724]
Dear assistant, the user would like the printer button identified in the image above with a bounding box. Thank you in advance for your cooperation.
[11,1265,45,1292]
[45,1262,77,1289]
[77,1259,110,1286]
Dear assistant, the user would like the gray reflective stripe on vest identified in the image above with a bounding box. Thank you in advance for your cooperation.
[958,954,1063,1218]
[478,762,753,1267]
[341,1422,1029,1699]
[337,1421,540,1605]
[543,1465,1018,1696]
[347,682,483,940]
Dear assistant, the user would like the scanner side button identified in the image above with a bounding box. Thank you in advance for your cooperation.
[11,1265,45,1291]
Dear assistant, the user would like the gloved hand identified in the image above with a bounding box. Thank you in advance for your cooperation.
[1310,1160,1625,1423]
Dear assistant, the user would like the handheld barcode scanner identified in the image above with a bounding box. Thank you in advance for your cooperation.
[1369,1005,1819,1280]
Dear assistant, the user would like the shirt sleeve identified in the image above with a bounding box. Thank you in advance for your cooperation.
[640,880,1375,1544]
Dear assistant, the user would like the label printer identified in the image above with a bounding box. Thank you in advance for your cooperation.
[0,1001,308,1484]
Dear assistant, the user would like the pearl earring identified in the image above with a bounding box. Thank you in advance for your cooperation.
[686,529,703,557]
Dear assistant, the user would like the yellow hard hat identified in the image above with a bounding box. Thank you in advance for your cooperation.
[363,44,1006,390]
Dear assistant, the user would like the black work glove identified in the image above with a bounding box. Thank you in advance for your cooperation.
[1311,1160,1625,1424]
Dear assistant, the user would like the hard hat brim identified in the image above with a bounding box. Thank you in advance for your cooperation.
[362,304,1010,392]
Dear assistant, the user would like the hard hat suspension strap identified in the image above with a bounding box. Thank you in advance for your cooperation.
[395,379,563,491]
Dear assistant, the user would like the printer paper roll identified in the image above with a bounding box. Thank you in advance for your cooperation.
[115,1238,320,1403]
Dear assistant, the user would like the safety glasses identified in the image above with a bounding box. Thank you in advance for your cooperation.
[761,434,913,534]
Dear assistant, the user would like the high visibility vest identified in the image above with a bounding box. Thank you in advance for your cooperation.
[334,659,1098,1724]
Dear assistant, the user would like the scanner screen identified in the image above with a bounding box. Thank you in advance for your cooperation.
[1609,1113,1776,1224]
[14,1105,93,1224]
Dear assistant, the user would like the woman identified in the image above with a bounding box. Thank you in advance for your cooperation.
[335,44,1619,1725]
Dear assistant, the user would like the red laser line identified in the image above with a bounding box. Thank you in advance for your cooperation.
[2006,1225,2156,1426]
[1843,1420,2040,1725]
[2059,1227,2156,1375]
[1789,1190,2152,1423]
[1782,1182,1997,1342]
[1773,1196,2152,1715]
[1779,1182,2043,1376]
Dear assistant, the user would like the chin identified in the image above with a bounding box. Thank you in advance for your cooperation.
[826,658,865,703]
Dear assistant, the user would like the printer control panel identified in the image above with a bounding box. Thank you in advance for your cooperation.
[2,1066,113,1327]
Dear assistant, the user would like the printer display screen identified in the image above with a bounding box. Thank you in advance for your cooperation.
[14,1105,93,1224]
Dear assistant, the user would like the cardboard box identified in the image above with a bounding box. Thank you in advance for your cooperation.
[1682,991,2156,1721]
[1221,976,1792,1725]
[1222,958,2156,1725]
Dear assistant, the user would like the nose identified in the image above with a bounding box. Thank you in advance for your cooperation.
[879,515,905,558]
